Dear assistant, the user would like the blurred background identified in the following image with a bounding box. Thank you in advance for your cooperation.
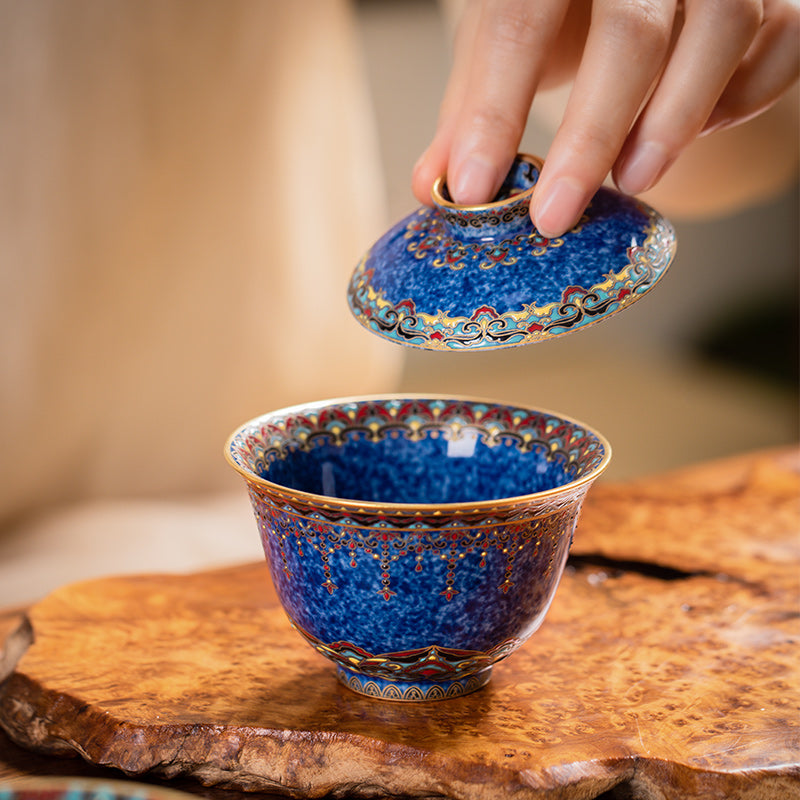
[0,0,797,605]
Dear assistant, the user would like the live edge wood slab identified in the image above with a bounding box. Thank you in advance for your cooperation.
[1,449,798,800]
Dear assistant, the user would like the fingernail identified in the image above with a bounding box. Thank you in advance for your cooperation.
[449,156,499,205]
[616,141,668,195]
[701,109,732,136]
[532,177,588,238]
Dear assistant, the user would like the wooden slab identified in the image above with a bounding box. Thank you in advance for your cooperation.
[1,449,799,800]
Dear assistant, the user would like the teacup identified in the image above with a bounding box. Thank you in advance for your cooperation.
[225,395,610,701]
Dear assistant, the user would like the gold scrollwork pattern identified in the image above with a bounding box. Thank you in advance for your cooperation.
[403,209,575,271]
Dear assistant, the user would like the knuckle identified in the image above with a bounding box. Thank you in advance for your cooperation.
[602,0,673,51]
[786,7,800,44]
[469,104,525,144]
[486,1,546,50]
[705,0,762,34]
[729,0,763,33]
[783,3,800,32]
[564,120,621,164]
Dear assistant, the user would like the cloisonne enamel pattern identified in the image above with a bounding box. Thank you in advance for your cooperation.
[0,778,196,800]
[347,154,676,350]
[226,395,611,701]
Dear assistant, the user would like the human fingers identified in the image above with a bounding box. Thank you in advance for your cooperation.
[430,0,571,207]
[614,0,765,196]
[412,0,482,206]
[529,0,678,238]
[702,0,800,134]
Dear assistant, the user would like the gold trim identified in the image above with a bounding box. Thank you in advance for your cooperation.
[431,153,544,211]
[338,667,492,702]
[223,393,612,515]
[244,492,581,531]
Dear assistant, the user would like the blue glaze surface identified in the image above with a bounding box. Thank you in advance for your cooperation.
[260,502,573,655]
[259,430,571,504]
[347,153,676,350]
[367,189,648,317]
[226,396,611,701]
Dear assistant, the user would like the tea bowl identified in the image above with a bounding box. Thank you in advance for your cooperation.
[225,395,611,701]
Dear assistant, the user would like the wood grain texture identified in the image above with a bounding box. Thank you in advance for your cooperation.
[0,448,798,800]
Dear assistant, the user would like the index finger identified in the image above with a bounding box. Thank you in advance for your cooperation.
[445,0,570,206]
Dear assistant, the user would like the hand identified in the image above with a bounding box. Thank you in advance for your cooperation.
[412,0,800,237]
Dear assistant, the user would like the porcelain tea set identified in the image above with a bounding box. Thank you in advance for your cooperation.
[226,154,676,701]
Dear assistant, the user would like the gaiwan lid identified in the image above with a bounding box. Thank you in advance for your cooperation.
[347,153,676,351]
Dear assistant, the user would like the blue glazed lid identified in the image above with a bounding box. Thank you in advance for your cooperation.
[347,153,676,351]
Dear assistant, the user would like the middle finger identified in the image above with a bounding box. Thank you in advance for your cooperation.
[532,0,677,237]
[447,0,570,205]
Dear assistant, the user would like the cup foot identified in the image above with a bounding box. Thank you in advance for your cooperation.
[336,665,492,702]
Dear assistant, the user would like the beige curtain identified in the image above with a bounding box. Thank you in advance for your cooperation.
[0,0,402,532]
